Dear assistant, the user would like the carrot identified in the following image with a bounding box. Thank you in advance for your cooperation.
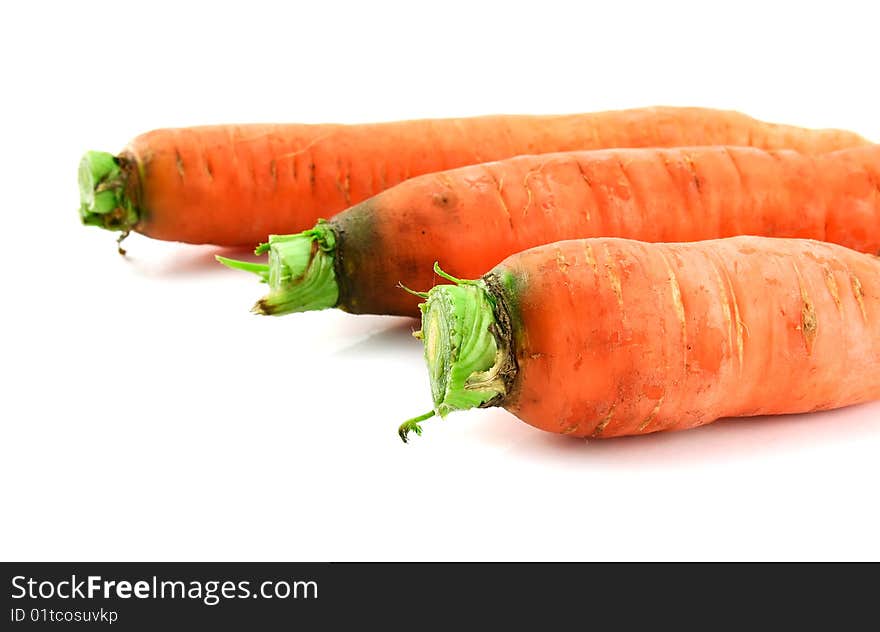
[223,144,880,317]
[79,107,869,248]
[398,236,880,441]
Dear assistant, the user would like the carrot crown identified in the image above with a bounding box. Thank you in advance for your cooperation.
[398,265,511,442]
[78,151,138,238]
[217,221,339,315]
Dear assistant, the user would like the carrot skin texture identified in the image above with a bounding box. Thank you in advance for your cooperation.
[489,237,880,437]
[330,144,880,317]
[119,108,868,245]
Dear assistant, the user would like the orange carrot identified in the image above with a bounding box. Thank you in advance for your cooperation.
[228,144,880,318]
[399,236,880,441]
[79,108,868,247]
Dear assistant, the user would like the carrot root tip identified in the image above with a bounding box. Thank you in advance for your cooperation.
[249,222,340,316]
[78,150,138,236]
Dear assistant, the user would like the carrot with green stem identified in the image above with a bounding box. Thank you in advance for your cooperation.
[398,236,880,441]
[79,107,869,249]
[222,143,880,317]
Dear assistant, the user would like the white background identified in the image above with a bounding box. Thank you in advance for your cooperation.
[2,0,879,561]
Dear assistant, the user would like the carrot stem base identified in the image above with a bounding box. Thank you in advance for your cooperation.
[400,268,510,441]
[252,221,339,315]
[78,150,139,233]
